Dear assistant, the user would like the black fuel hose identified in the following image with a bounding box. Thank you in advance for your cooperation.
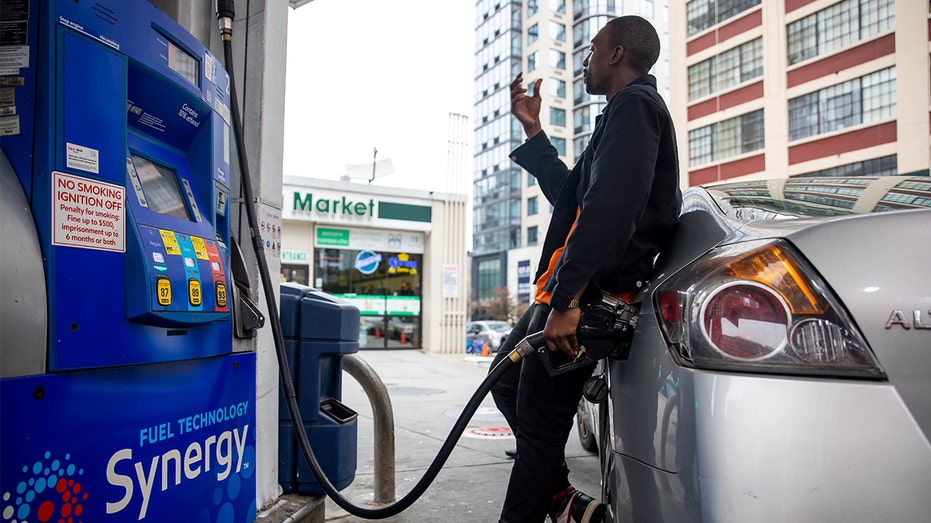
[216,1,540,517]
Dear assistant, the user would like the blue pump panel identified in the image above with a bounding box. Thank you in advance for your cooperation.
[0,353,257,521]
[1,1,255,519]
[0,0,235,370]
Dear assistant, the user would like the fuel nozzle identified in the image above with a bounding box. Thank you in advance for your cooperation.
[509,331,545,363]
[508,331,595,376]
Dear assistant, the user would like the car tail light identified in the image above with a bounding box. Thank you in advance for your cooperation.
[655,239,885,378]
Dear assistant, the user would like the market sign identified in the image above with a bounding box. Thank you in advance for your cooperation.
[292,192,374,218]
[286,188,432,225]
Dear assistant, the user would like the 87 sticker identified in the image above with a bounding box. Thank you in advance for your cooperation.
[157,277,172,306]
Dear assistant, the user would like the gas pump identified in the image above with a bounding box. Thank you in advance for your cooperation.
[1,0,256,521]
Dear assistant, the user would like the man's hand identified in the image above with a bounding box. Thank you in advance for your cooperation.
[543,307,582,358]
[510,72,543,139]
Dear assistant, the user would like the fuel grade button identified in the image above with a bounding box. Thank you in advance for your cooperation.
[188,278,202,306]
[215,282,228,308]
[156,276,172,306]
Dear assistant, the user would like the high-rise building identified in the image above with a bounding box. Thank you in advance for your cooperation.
[471,0,671,315]
[670,0,930,188]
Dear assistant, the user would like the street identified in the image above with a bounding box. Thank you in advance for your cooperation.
[324,349,602,521]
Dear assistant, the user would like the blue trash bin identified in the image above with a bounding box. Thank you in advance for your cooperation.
[278,283,359,494]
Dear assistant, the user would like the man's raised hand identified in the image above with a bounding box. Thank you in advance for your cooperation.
[510,73,543,138]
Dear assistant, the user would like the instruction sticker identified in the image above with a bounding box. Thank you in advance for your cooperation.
[0,115,19,136]
[65,142,100,174]
[52,171,125,252]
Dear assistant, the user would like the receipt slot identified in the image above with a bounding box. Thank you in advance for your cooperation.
[278,283,360,494]
[0,0,256,521]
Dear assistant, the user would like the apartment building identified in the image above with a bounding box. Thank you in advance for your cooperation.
[670,0,931,188]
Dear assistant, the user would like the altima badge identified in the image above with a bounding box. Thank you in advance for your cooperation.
[885,310,931,330]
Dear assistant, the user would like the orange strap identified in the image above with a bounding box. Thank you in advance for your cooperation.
[534,208,638,305]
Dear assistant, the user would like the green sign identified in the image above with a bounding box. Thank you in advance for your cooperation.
[317,227,350,246]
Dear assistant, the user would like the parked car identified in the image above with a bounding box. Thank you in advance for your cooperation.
[466,320,513,353]
[592,176,931,522]
[387,316,416,341]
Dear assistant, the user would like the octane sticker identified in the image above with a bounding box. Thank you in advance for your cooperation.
[190,236,209,260]
[52,172,125,253]
[158,230,181,255]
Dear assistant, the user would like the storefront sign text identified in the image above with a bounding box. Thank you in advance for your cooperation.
[293,192,374,218]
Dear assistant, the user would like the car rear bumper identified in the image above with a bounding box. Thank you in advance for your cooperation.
[610,372,931,522]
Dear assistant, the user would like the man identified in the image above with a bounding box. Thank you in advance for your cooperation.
[489,15,681,523]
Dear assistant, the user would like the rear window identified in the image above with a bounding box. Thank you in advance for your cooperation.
[705,176,931,220]
[488,322,512,332]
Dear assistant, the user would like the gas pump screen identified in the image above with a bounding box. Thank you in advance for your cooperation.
[167,38,199,86]
[132,154,192,221]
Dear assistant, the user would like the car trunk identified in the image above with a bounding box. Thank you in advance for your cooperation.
[779,209,931,440]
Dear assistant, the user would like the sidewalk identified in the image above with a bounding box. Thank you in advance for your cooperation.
[324,349,602,522]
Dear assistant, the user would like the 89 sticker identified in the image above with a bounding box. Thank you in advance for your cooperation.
[189,278,202,306]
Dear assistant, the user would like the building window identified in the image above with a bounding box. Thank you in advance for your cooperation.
[689,109,764,166]
[528,51,537,72]
[527,226,539,246]
[550,0,566,14]
[550,21,566,42]
[796,155,898,177]
[550,78,566,99]
[787,0,894,65]
[574,0,618,18]
[528,23,538,45]
[688,38,762,100]
[477,258,501,301]
[574,106,591,134]
[528,196,539,215]
[528,0,538,16]
[528,173,537,186]
[788,67,895,141]
[687,0,761,37]
[550,107,566,127]
[550,50,566,70]
[551,137,567,156]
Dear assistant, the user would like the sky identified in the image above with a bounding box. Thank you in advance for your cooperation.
[282,0,476,193]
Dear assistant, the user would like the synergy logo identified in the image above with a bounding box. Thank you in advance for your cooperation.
[1,451,87,523]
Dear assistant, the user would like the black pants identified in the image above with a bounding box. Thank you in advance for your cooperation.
[491,303,597,522]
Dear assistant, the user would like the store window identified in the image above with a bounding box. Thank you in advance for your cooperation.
[280,264,309,285]
[314,248,423,349]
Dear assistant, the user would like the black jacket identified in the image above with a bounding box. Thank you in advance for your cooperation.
[509,75,681,311]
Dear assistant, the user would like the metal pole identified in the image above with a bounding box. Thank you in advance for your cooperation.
[342,353,396,504]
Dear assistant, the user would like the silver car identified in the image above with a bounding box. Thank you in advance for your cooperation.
[466,320,514,352]
[589,176,931,522]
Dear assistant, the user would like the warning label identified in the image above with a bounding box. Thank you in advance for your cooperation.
[52,171,125,252]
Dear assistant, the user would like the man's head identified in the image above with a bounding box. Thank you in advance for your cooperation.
[583,16,661,99]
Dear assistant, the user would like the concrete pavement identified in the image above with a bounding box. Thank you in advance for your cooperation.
[322,348,603,522]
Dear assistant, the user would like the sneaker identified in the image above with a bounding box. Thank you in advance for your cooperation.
[504,448,518,459]
[548,486,606,523]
